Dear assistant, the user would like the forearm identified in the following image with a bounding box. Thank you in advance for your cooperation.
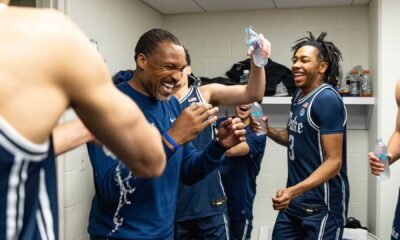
[225,142,249,157]
[246,60,266,102]
[267,127,288,146]
[53,119,94,156]
[387,131,400,164]
[180,140,226,185]
[288,158,342,199]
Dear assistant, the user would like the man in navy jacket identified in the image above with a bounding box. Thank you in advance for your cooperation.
[86,28,246,239]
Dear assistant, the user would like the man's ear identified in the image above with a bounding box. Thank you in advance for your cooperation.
[185,66,192,75]
[136,53,147,70]
[319,61,328,74]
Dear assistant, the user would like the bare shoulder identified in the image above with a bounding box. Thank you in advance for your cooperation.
[4,7,88,46]
[396,80,400,105]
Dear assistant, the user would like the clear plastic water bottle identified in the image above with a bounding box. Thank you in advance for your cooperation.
[374,139,390,180]
[251,102,267,136]
[245,27,268,67]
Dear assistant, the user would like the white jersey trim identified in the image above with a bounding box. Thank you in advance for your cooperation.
[0,117,49,158]
[38,168,55,240]
[6,155,22,240]
[317,213,328,240]
[179,86,195,104]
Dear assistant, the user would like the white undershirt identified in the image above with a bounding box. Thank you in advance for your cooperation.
[0,3,8,10]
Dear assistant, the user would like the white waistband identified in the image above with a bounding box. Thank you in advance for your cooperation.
[0,117,49,154]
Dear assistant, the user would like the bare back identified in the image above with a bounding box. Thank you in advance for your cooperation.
[0,7,73,143]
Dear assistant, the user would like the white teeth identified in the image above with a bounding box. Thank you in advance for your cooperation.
[162,83,174,89]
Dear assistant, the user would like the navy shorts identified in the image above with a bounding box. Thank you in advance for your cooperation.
[392,189,400,240]
[272,203,343,240]
[174,213,229,240]
[229,219,253,240]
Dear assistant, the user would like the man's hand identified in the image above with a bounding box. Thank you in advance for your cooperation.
[368,151,388,176]
[247,34,271,59]
[216,117,246,149]
[250,115,269,133]
[272,188,294,211]
[168,103,219,146]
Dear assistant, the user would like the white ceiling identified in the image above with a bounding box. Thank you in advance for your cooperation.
[141,0,370,15]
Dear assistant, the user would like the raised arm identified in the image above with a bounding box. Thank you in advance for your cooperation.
[200,35,271,106]
[54,13,165,177]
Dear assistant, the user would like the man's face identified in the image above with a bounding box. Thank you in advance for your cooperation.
[138,42,186,101]
[235,104,251,120]
[173,65,191,91]
[291,45,327,90]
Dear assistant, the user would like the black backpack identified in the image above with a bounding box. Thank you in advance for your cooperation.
[226,58,296,96]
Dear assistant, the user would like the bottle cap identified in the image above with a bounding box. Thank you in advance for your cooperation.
[364,70,369,74]
[351,70,358,74]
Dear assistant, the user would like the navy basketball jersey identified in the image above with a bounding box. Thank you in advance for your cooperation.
[175,86,226,221]
[0,117,58,240]
[179,86,214,149]
[287,84,349,226]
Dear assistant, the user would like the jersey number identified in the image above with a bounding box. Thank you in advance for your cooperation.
[288,134,295,161]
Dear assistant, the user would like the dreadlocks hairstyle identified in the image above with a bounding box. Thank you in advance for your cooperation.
[134,28,181,62]
[291,32,343,87]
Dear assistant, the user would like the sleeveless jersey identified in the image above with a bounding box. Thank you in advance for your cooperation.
[0,117,58,240]
[287,84,349,226]
[175,86,226,221]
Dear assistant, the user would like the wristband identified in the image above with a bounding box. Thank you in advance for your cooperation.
[163,132,180,151]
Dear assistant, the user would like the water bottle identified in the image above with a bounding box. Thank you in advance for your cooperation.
[245,27,268,67]
[374,139,390,180]
[240,69,249,84]
[348,70,360,96]
[251,102,267,136]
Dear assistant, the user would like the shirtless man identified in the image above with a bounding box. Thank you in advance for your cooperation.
[0,1,165,239]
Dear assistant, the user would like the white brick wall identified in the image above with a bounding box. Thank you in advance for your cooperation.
[164,6,369,78]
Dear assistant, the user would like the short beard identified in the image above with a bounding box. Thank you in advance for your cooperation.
[155,93,171,101]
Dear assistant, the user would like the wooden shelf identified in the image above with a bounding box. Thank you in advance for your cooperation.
[262,96,375,105]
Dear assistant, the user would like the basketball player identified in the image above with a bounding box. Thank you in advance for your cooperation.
[266,32,349,239]
[0,2,165,239]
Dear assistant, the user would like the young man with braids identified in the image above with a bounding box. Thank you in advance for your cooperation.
[266,32,349,239]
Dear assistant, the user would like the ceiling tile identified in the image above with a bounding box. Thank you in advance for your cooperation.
[275,0,352,9]
[141,0,204,14]
[195,0,275,12]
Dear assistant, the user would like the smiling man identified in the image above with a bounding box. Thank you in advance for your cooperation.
[265,32,349,240]
[86,28,247,239]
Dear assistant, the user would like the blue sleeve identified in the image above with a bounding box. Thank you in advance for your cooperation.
[179,140,226,185]
[310,89,346,135]
[247,132,267,161]
[86,143,136,204]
